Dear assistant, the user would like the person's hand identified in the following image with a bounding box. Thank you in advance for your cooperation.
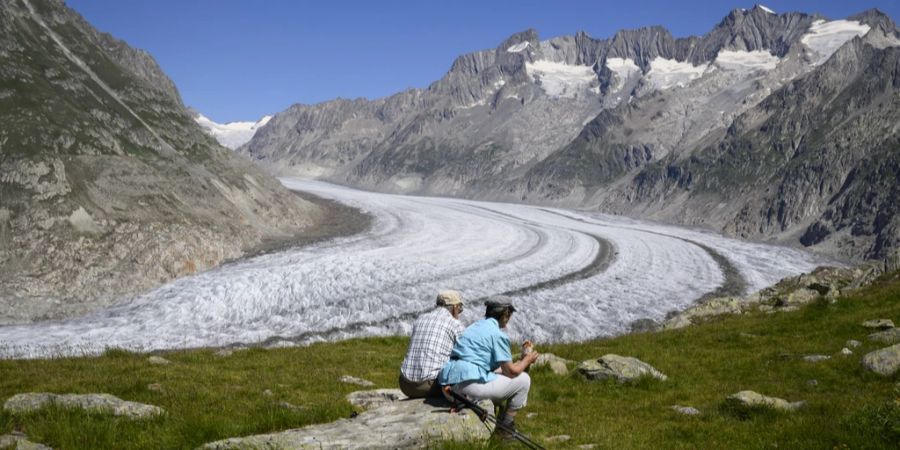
[525,350,540,364]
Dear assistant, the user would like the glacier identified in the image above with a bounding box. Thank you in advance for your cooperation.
[194,113,272,149]
[0,179,833,359]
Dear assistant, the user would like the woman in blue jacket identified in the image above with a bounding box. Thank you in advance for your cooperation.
[439,295,539,435]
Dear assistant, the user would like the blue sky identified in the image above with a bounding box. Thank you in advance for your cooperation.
[67,0,900,123]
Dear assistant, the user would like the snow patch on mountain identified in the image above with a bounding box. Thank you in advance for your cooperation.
[645,57,709,90]
[605,57,641,90]
[195,113,272,149]
[507,41,530,53]
[526,60,598,98]
[715,49,780,71]
[758,4,775,14]
[801,20,871,65]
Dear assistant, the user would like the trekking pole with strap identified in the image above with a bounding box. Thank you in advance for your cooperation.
[443,386,546,450]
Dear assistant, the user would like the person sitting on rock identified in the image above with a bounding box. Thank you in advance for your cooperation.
[399,290,466,398]
[438,295,539,437]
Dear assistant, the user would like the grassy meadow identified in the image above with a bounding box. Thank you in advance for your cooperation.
[1,272,898,449]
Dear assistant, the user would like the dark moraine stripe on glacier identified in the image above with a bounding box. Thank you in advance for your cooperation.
[538,209,747,299]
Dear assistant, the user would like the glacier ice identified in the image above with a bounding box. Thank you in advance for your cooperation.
[0,180,832,359]
[801,20,871,65]
[525,60,598,99]
[645,57,709,90]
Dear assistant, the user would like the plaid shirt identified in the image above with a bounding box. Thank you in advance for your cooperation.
[401,307,464,383]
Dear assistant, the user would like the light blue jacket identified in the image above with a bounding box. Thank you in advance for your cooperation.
[438,318,512,385]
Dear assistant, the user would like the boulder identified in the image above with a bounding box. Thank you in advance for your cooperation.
[846,340,862,348]
[671,405,701,415]
[3,393,164,419]
[340,375,375,387]
[533,353,571,375]
[201,389,493,449]
[802,355,831,363]
[862,319,895,330]
[838,348,853,356]
[548,360,569,376]
[868,328,900,345]
[662,297,742,329]
[862,344,900,376]
[578,354,667,382]
[147,356,171,365]
[726,391,804,412]
[629,318,660,333]
[784,288,821,306]
[0,433,52,450]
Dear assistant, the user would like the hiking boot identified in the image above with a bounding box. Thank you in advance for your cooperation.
[493,414,517,441]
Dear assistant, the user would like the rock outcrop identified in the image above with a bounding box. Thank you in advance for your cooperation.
[3,393,164,419]
[578,354,667,382]
[663,261,890,329]
[200,389,493,449]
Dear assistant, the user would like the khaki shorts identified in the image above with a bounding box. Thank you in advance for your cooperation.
[398,374,444,398]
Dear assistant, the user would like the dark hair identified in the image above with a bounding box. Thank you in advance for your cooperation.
[485,305,510,321]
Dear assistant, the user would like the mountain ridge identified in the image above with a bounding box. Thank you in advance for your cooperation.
[241,5,900,261]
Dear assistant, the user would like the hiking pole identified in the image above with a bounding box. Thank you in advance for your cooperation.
[443,386,546,450]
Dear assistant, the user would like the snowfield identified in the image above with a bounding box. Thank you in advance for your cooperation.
[194,113,272,149]
[0,180,833,359]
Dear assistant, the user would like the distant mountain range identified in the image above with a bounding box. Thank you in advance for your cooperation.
[0,0,322,323]
[240,4,900,262]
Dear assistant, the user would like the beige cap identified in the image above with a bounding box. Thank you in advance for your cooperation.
[436,290,463,306]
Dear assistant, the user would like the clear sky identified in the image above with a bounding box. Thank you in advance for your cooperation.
[66,0,900,123]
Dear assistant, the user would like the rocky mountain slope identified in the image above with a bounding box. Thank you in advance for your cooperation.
[0,0,325,324]
[242,5,900,261]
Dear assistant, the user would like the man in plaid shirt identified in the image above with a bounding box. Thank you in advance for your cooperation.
[399,290,465,398]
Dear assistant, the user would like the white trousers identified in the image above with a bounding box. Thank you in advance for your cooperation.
[453,372,531,411]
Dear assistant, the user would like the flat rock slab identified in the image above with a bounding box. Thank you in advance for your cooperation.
[3,393,164,419]
[868,328,900,345]
[726,391,804,411]
[0,433,52,450]
[200,389,492,449]
[862,344,900,376]
[862,319,895,329]
[802,355,831,363]
[578,354,667,382]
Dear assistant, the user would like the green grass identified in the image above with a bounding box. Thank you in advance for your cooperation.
[1,275,898,449]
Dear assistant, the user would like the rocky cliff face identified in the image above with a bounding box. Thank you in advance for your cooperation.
[0,0,324,323]
[242,6,899,262]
